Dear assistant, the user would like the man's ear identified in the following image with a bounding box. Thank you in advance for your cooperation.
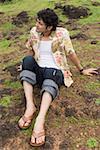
[47,26,53,31]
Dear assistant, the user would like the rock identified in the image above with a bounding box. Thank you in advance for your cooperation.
[41,136,54,150]
[12,11,29,27]
[6,31,22,40]
[91,40,98,44]
[0,88,12,98]
[54,3,63,9]
[78,91,99,102]
[92,110,100,119]
[62,5,91,19]
[71,33,88,40]
[0,0,12,2]
[0,0,5,2]
[65,107,77,117]
[91,0,100,6]
[0,12,4,14]
[3,63,19,79]
[59,140,68,150]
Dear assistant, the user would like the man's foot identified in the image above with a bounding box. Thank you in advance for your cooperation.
[18,106,36,129]
[30,117,45,146]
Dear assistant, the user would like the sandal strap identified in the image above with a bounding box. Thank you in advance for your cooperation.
[32,130,45,138]
[22,115,33,123]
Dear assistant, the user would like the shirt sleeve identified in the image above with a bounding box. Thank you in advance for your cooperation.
[62,29,75,55]
[25,27,37,50]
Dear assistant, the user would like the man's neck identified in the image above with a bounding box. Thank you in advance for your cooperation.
[42,30,51,37]
[41,30,52,40]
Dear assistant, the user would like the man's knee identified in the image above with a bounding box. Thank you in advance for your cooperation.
[22,56,36,70]
[20,56,37,85]
[41,79,59,100]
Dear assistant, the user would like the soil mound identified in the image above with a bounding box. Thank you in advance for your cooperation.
[55,4,91,19]
[12,11,29,27]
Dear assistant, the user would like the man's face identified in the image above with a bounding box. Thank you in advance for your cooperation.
[35,18,47,33]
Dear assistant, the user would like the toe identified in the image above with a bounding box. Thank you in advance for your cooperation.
[31,135,35,144]
[41,135,45,144]
[36,138,41,144]
[36,137,42,144]
[18,118,24,127]
[36,136,45,144]
[24,120,31,127]
[42,135,45,142]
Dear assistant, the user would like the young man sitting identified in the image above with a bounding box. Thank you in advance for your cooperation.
[18,8,98,146]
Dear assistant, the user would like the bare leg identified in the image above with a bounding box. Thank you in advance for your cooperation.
[31,91,52,145]
[18,81,36,127]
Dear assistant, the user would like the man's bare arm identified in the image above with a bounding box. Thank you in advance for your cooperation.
[68,52,83,71]
[68,52,98,76]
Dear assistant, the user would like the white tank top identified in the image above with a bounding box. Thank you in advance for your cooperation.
[38,41,59,69]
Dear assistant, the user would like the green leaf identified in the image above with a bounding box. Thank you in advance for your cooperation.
[87,138,98,148]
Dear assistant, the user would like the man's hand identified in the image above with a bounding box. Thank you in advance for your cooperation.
[81,68,98,76]
[64,70,72,77]
[17,64,22,72]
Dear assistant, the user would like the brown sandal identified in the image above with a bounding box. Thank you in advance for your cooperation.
[18,115,34,129]
[30,130,45,147]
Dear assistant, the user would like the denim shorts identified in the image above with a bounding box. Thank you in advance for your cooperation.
[20,56,64,100]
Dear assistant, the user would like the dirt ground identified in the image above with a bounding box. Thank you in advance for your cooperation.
[0,7,100,150]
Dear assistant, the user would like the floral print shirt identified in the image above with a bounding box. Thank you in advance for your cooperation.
[26,27,75,87]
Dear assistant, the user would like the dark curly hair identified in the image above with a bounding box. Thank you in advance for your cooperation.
[37,8,59,31]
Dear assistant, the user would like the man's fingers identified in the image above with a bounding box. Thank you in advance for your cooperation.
[17,65,22,71]
[91,70,98,74]
[88,73,93,76]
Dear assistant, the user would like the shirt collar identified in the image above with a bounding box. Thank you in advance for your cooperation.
[37,30,56,40]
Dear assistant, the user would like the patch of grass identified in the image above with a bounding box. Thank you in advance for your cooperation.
[87,60,100,68]
[4,80,22,89]
[85,81,100,94]
[0,54,24,70]
[79,118,99,125]
[0,22,16,33]
[21,117,36,136]
[0,0,56,16]
[65,0,91,7]
[19,33,28,41]
[51,117,62,128]
[0,39,15,54]
[0,95,12,107]
[69,30,80,36]
[10,116,20,123]
[54,8,68,23]
[79,6,100,25]
[86,137,98,148]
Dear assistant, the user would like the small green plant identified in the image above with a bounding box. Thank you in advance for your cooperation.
[0,95,12,107]
[95,98,100,106]
[67,116,78,124]
[4,80,22,89]
[0,39,11,49]
[86,137,98,148]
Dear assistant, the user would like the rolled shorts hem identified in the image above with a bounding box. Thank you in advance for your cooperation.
[20,70,36,86]
[40,79,59,100]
